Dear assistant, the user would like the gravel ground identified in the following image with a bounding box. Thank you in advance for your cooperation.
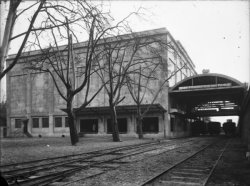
[1,136,249,186]
[207,138,250,186]
[61,138,214,186]
[0,136,153,165]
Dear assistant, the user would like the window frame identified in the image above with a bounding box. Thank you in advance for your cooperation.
[32,118,39,128]
[79,119,98,134]
[107,118,128,134]
[15,119,22,128]
[170,117,175,132]
[42,117,49,128]
[141,117,159,133]
[54,117,62,128]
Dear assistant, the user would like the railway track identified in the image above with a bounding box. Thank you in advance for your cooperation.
[140,138,229,186]
[1,137,217,186]
[0,138,217,186]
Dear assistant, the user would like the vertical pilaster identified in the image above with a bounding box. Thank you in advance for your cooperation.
[98,117,105,134]
[128,115,135,135]
[48,114,54,135]
[48,75,54,135]
[48,74,54,113]
[26,72,32,133]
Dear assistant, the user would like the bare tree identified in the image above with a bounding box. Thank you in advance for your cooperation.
[96,41,130,142]
[126,41,187,139]
[24,1,141,145]
[1,0,103,79]
[2,0,145,144]
[24,4,109,145]
[0,0,46,80]
[95,34,156,141]
[27,27,104,145]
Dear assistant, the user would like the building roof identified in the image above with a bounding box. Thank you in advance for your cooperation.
[7,28,169,61]
[170,73,245,91]
[169,73,246,117]
[62,104,167,117]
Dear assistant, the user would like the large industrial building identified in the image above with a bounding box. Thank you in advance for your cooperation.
[6,28,197,138]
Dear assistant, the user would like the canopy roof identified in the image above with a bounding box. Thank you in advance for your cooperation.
[62,104,167,117]
[169,73,247,117]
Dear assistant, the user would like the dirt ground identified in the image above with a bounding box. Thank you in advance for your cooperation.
[0,136,249,185]
[0,136,153,165]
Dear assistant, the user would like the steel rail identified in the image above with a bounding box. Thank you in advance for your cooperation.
[4,138,193,184]
[3,139,176,179]
[0,140,158,168]
[9,166,82,186]
[59,139,207,186]
[53,138,216,186]
[2,136,197,169]
[7,141,181,186]
[140,138,226,186]
[3,137,197,178]
[7,138,203,186]
[202,139,230,186]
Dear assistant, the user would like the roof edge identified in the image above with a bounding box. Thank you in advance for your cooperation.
[7,28,169,61]
[170,73,245,91]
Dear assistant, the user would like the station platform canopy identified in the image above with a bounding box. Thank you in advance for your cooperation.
[169,73,247,117]
[61,104,167,117]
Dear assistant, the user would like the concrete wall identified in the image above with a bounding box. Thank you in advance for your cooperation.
[6,28,196,138]
[76,113,166,138]
[166,114,190,138]
[239,88,250,152]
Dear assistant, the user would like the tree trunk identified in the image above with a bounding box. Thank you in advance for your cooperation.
[0,2,17,78]
[67,101,79,145]
[137,106,143,139]
[110,104,120,142]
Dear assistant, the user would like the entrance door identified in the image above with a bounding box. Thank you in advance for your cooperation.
[107,118,127,133]
[142,117,159,133]
[80,119,98,133]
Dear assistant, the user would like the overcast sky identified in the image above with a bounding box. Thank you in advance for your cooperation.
[3,0,249,122]
[107,0,250,84]
[106,0,249,122]
[8,0,249,83]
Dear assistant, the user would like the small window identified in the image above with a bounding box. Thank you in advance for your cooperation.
[15,119,22,128]
[32,118,39,128]
[142,117,159,133]
[65,117,69,127]
[170,117,175,132]
[107,118,127,134]
[55,117,62,128]
[42,117,49,128]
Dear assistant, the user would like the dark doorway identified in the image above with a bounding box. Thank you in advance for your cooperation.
[107,118,127,134]
[142,117,159,133]
[80,119,98,133]
[170,117,175,132]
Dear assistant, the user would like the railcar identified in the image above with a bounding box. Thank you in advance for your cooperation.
[191,121,200,136]
[199,121,208,135]
[207,122,221,135]
[223,121,236,136]
[191,120,207,136]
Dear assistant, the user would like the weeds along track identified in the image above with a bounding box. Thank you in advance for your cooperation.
[1,137,215,186]
[140,138,229,186]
